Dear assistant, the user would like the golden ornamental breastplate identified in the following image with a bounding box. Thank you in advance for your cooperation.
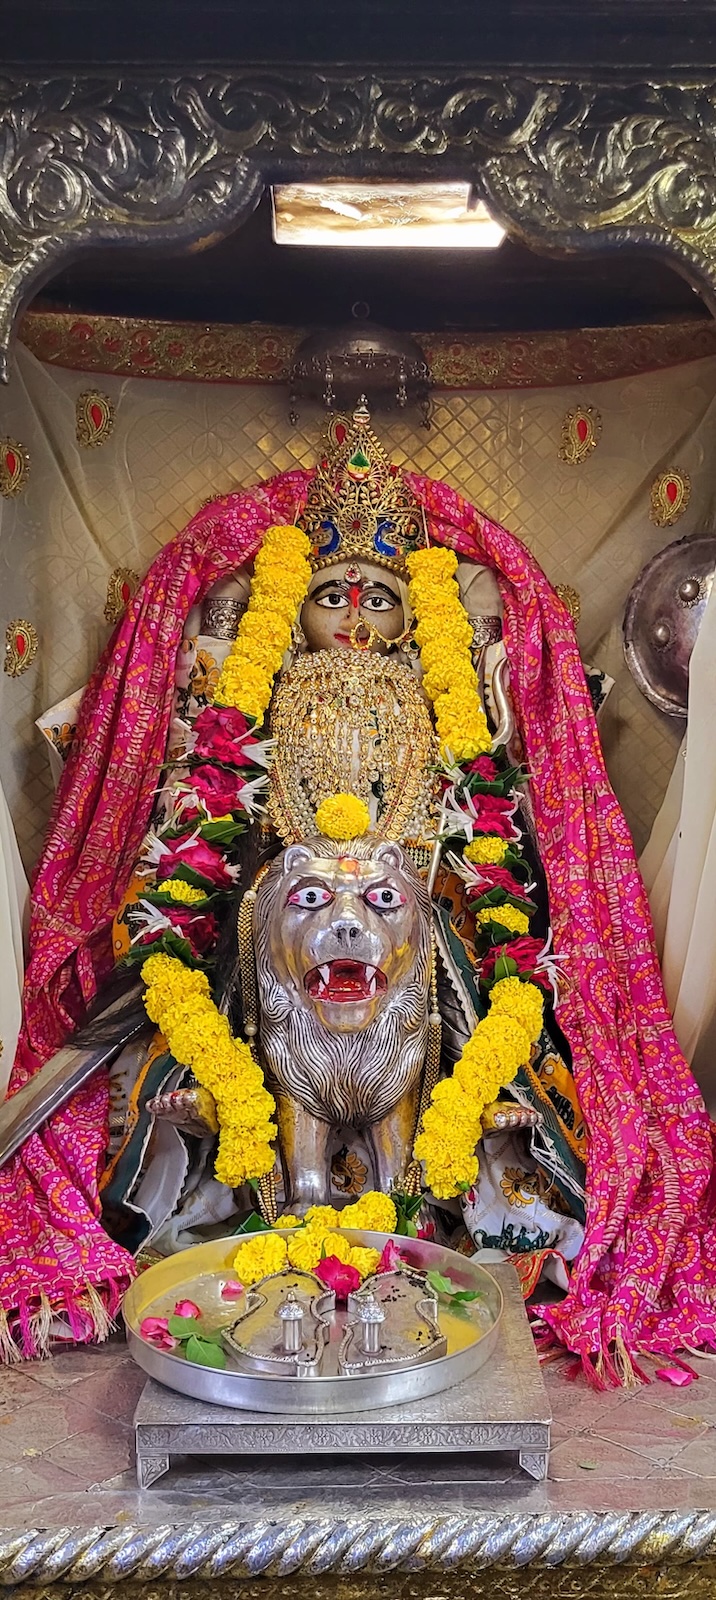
[268,649,439,845]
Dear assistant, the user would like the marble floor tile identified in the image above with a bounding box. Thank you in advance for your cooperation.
[647,1376,716,1426]
[659,1432,716,1478]
[63,1358,147,1424]
[42,1420,134,1488]
[0,1395,104,1462]
[19,1341,128,1392]
[546,1432,656,1482]
[593,1398,709,1463]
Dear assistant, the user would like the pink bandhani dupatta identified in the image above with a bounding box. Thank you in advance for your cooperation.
[411,472,716,1376]
[0,471,306,1356]
[3,462,715,1369]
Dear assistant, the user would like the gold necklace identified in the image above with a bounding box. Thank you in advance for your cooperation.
[268,649,439,845]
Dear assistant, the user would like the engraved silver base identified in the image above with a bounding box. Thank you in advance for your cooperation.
[135,1262,550,1487]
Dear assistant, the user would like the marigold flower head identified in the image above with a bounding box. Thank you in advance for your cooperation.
[340,1191,398,1234]
[158,877,209,905]
[315,792,371,841]
[476,903,530,937]
[465,835,507,866]
[489,976,544,1042]
[304,1204,341,1229]
[233,1232,288,1285]
[287,1228,326,1272]
[348,1245,382,1279]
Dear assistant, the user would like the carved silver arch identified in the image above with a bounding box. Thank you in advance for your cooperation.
[2,71,716,379]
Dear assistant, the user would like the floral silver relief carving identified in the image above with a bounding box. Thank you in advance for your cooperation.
[1,72,716,380]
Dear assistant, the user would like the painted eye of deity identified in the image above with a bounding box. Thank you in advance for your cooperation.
[288,884,335,909]
[361,590,397,613]
[315,590,349,610]
[364,884,406,911]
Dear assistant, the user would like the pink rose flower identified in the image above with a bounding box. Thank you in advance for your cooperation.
[191,763,245,816]
[480,936,550,990]
[417,1222,436,1240]
[193,705,259,766]
[314,1256,362,1300]
[377,1239,405,1274]
[465,865,525,899]
[142,906,219,956]
[140,1316,178,1351]
[155,837,233,888]
[471,793,519,841]
[174,1299,201,1319]
[466,755,498,780]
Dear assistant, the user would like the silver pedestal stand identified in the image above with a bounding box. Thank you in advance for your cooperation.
[134,1263,551,1488]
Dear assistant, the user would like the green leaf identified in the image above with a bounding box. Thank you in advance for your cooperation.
[167,1313,204,1339]
[124,930,210,971]
[426,1269,481,1304]
[426,1269,455,1295]
[199,816,246,845]
[493,954,519,982]
[185,1334,227,1369]
[232,1209,271,1235]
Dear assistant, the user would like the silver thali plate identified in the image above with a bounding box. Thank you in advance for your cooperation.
[123,1229,503,1415]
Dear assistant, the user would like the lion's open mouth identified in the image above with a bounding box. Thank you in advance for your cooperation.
[304,960,388,1003]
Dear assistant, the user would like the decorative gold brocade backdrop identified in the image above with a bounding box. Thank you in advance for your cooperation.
[2,320,716,868]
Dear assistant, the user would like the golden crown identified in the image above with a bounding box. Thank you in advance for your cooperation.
[300,399,427,574]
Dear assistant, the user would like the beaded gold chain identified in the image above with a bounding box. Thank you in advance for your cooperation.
[268,649,439,845]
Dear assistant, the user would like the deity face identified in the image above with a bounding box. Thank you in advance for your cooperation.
[300,561,405,655]
[260,840,425,1034]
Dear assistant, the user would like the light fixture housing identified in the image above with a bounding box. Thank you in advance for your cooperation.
[272,181,506,249]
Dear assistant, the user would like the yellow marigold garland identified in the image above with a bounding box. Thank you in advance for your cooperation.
[232,1191,398,1285]
[315,791,371,840]
[159,878,209,904]
[476,903,530,936]
[414,977,545,1199]
[213,524,311,722]
[464,835,507,866]
[407,546,492,763]
[141,952,277,1189]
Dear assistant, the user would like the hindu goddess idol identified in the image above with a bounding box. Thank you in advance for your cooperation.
[1,402,715,1383]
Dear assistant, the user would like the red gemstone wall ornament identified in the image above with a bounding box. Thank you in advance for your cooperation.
[650,469,692,527]
[4,619,38,677]
[559,405,602,465]
[0,438,30,498]
[76,390,115,448]
[104,566,140,624]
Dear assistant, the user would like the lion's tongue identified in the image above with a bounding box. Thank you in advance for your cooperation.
[324,960,370,999]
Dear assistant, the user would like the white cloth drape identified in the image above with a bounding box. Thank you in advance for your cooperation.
[640,575,716,1114]
[0,778,28,1097]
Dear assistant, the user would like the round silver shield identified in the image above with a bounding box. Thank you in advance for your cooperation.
[623,535,716,716]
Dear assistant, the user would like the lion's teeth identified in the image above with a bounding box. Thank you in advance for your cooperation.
[319,965,330,985]
[365,965,375,981]
[369,976,377,997]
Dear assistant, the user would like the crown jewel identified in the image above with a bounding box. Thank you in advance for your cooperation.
[300,399,426,572]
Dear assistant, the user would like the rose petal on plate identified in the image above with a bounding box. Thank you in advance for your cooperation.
[174,1298,202,1319]
[140,1315,170,1339]
[221,1279,244,1299]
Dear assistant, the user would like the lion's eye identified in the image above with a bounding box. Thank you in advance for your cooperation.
[288,885,334,909]
[364,886,406,911]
